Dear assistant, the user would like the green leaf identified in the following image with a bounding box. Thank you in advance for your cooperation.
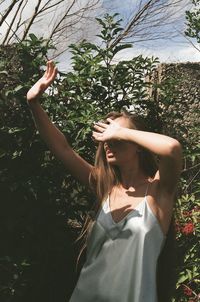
[29,33,38,42]
[178,274,189,283]
[14,85,23,92]
[0,70,8,75]
[8,127,26,134]
[112,44,133,56]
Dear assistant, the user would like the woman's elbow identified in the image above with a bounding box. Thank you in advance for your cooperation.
[168,139,182,158]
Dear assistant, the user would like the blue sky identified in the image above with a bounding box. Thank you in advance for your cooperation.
[100,0,200,62]
[1,0,199,70]
[57,0,200,71]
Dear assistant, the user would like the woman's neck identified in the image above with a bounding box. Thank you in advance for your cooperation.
[118,162,148,189]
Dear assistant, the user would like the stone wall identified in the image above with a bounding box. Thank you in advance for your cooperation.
[150,62,200,151]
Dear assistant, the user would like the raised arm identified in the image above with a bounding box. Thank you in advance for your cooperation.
[93,118,182,195]
[27,61,93,187]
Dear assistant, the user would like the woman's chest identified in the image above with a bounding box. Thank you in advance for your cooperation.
[109,187,148,223]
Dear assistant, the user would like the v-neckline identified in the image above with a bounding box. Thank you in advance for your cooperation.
[107,195,146,225]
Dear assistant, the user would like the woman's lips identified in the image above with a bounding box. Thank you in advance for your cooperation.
[106,149,115,157]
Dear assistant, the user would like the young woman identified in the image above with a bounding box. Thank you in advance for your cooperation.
[27,61,182,302]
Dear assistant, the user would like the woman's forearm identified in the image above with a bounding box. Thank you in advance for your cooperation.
[117,127,181,157]
[26,61,70,156]
[28,100,70,155]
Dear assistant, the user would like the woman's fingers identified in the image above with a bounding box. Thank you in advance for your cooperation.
[43,62,57,87]
[45,61,50,78]
[97,121,108,128]
[106,118,115,124]
[48,61,54,78]
[94,121,108,130]
[53,66,58,79]
[92,131,104,141]
[45,61,54,79]
[48,66,57,84]
[43,61,57,82]
[93,123,106,133]
[27,61,57,102]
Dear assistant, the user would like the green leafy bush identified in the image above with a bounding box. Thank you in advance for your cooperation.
[0,14,199,302]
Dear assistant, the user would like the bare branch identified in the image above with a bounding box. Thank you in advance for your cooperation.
[0,0,20,27]
[176,28,200,53]
[48,0,76,41]
[182,162,200,173]
[110,0,189,48]
[39,0,65,14]
[21,0,42,40]
[0,0,100,45]
[7,0,28,44]
[1,0,187,61]
[185,169,200,192]
[2,0,24,45]
[111,0,159,47]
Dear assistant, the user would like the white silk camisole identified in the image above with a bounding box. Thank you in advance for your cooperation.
[70,185,166,302]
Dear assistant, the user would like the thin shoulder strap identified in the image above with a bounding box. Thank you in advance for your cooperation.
[145,182,150,197]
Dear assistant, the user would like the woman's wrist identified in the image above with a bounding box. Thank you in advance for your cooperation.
[27,98,40,107]
[116,127,135,142]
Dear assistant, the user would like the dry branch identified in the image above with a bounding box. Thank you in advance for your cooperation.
[48,0,76,41]
[7,0,28,44]
[21,0,42,40]
[110,0,188,47]
[2,0,24,44]
[0,0,20,27]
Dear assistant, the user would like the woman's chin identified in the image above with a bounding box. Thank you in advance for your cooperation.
[106,156,118,164]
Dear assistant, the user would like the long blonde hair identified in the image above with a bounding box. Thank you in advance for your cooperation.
[76,110,157,263]
[76,111,177,302]
[90,110,158,203]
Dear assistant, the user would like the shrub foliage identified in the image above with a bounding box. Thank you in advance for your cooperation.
[0,14,199,302]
